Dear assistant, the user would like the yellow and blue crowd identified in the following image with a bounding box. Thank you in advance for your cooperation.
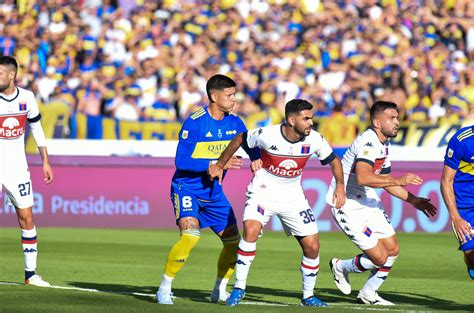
[1,0,473,142]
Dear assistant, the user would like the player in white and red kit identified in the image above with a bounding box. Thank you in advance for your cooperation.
[0,56,53,287]
[326,101,437,305]
[209,99,346,307]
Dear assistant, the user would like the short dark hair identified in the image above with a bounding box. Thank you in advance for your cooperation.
[0,56,18,74]
[206,74,236,102]
[285,99,313,120]
[370,101,398,122]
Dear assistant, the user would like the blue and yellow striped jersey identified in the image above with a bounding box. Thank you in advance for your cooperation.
[444,126,474,209]
[172,106,249,199]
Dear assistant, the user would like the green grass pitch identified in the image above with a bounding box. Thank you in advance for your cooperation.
[0,228,473,312]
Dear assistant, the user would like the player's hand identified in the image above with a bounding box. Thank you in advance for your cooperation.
[398,173,423,186]
[411,197,437,217]
[251,159,262,173]
[333,183,346,209]
[224,156,243,170]
[452,216,472,242]
[43,162,54,184]
[208,162,224,185]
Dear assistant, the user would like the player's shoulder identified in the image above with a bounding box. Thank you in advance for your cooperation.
[451,126,474,144]
[189,107,207,121]
[16,87,35,98]
[308,129,326,141]
[355,127,378,146]
[251,124,278,135]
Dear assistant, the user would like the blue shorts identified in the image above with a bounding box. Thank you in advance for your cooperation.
[455,208,474,252]
[170,185,236,234]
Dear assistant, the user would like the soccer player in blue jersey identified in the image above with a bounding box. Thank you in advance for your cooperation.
[156,74,260,305]
[441,125,474,280]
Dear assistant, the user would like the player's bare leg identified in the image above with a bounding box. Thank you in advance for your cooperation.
[16,207,50,287]
[296,234,327,307]
[226,220,261,306]
[211,224,240,303]
[357,235,399,305]
[157,217,200,305]
[464,250,474,279]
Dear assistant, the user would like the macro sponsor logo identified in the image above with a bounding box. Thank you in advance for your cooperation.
[0,115,26,139]
[268,159,303,177]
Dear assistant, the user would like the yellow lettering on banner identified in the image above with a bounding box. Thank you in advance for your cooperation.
[119,121,142,139]
[102,118,117,139]
[191,140,230,159]
[26,102,70,153]
[76,112,87,139]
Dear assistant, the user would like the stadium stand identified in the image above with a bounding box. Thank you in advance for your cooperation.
[0,0,473,143]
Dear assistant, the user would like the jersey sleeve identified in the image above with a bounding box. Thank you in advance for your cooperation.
[27,91,41,123]
[174,118,210,172]
[354,139,379,166]
[245,127,264,149]
[235,117,260,160]
[444,136,463,170]
[313,132,336,165]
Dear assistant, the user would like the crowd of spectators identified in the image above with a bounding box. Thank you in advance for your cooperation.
[1,0,473,132]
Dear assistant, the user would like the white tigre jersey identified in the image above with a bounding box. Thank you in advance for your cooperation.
[0,87,41,177]
[327,128,391,207]
[246,124,335,189]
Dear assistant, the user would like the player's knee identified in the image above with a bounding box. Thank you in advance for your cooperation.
[18,215,34,230]
[389,244,400,257]
[242,220,261,242]
[302,245,319,259]
[370,253,388,266]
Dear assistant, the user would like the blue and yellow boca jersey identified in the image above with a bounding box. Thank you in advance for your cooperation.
[444,126,474,209]
[172,106,254,199]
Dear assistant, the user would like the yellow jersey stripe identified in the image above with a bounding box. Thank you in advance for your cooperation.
[458,160,474,175]
[191,140,230,159]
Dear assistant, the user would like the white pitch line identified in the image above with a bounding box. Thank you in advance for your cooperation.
[0,281,447,311]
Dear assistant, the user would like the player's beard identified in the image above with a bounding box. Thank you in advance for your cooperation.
[0,82,9,92]
[382,127,398,138]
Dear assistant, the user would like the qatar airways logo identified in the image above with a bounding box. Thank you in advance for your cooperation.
[0,115,26,139]
[268,159,303,177]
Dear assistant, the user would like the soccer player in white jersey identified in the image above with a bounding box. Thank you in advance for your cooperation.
[209,99,346,307]
[326,101,437,305]
[0,56,53,287]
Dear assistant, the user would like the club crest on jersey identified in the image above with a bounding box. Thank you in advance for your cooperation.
[19,102,27,111]
[447,148,453,158]
[301,144,310,154]
[217,129,222,139]
[182,130,188,139]
[363,226,372,237]
[0,114,27,139]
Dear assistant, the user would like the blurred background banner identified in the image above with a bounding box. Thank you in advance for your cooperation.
[0,156,448,233]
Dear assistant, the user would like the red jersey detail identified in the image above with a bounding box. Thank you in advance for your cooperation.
[373,158,386,174]
[260,150,310,178]
[0,113,27,139]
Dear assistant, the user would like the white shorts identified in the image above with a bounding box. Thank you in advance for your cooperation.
[1,169,34,209]
[242,180,318,237]
[331,198,395,251]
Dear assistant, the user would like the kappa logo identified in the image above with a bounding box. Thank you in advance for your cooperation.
[2,117,19,129]
[23,248,37,253]
[278,159,298,170]
[364,142,373,147]
[269,145,278,151]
